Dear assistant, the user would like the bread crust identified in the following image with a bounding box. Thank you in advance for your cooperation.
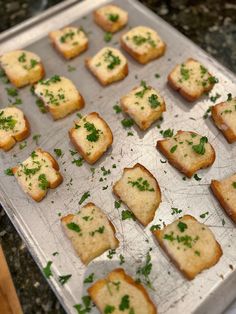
[88,268,157,314]
[156,130,216,178]
[211,179,236,223]
[93,6,128,33]
[113,163,161,226]
[167,58,214,102]
[12,148,63,202]
[0,111,31,151]
[211,103,236,143]
[153,215,223,280]
[120,37,166,64]
[69,112,113,164]
[85,57,129,86]
[61,202,119,264]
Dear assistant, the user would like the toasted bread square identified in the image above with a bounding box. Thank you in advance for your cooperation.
[153,215,222,280]
[88,268,157,314]
[120,81,166,130]
[120,26,166,64]
[156,130,215,177]
[49,26,88,59]
[69,112,113,164]
[34,75,84,120]
[211,174,236,223]
[168,58,217,101]
[0,50,44,88]
[61,203,119,265]
[93,4,128,33]
[12,148,63,202]
[85,47,128,86]
[0,107,30,151]
[113,163,161,226]
[211,97,236,143]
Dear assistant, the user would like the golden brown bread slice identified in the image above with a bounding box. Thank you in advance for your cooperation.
[156,130,215,177]
[69,112,113,164]
[211,96,236,143]
[88,268,157,314]
[113,163,161,226]
[153,215,223,280]
[0,107,30,151]
[120,81,166,130]
[34,75,84,120]
[211,173,236,223]
[85,47,128,86]
[120,26,166,64]
[12,148,63,202]
[168,58,217,101]
[0,50,44,88]
[61,203,119,265]
[93,4,128,33]
[49,26,88,59]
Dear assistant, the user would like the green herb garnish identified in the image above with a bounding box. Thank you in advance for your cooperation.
[128,177,154,191]
[4,168,14,176]
[59,274,72,285]
[192,136,208,155]
[121,210,136,221]
[67,222,81,233]
[104,32,113,42]
[38,174,49,190]
[119,295,130,311]
[177,221,188,232]
[121,118,134,128]
[148,94,160,108]
[79,191,90,205]
[43,261,53,278]
[84,121,100,142]
[84,273,94,283]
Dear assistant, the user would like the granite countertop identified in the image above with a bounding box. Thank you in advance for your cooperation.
[0,0,235,313]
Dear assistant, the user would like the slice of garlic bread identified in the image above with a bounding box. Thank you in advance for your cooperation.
[88,268,157,314]
[49,26,88,59]
[85,47,128,86]
[211,173,236,223]
[153,215,222,280]
[12,148,63,202]
[113,163,161,226]
[156,130,215,177]
[93,5,128,33]
[120,80,166,130]
[69,112,113,164]
[168,58,217,101]
[61,202,119,265]
[120,26,166,64]
[0,50,44,88]
[0,107,30,151]
[34,75,84,119]
[211,96,236,143]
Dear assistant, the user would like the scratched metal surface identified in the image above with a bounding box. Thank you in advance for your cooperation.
[0,0,236,313]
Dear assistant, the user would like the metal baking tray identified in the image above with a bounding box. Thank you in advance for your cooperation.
[0,0,236,313]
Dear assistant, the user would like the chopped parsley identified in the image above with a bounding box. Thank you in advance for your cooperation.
[84,273,94,283]
[150,224,161,231]
[36,98,47,113]
[4,168,14,176]
[121,118,134,128]
[59,274,72,285]
[164,232,199,248]
[180,64,190,80]
[90,226,105,236]
[210,93,221,103]
[148,94,160,108]
[38,174,49,190]
[43,261,53,278]
[39,75,61,86]
[32,134,41,145]
[121,210,136,221]
[208,76,219,84]
[192,136,208,155]
[171,207,182,215]
[135,80,148,98]
[18,52,26,63]
[114,200,121,209]
[67,65,76,72]
[79,191,90,205]
[155,73,160,78]
[200,212,209,219]
[119,254,125,265]
[177,221,188,232]
[107,249,116,259]
[19,141,27,150]
[203,106,212,119]
[136,252,153,289]
[72,157,84,167]
[54,148,62,157]
[104,32,113,42]
[60,31,75,43]
[232,182,236,189]
[128,177,154,191]
[170,145,178,153]
[104,50,121,70]
[6,87,18,97]
[67,222,81,233]
[74,296,92,314]
[227,93,232,101]
[200,65,207,76]
[132,33,156,47]
[113,104,122,113]
[101,166,111,176]
[160,128,174,138]
[84,121,100,142]
[194,173,202,181]
[108,13,119,22]
[0,112,17,131]
[119,295,130,311]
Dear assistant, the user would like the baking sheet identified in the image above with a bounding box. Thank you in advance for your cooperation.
[0,0,236,313]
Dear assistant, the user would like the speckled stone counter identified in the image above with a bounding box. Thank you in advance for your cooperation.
[0,1,235,313]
